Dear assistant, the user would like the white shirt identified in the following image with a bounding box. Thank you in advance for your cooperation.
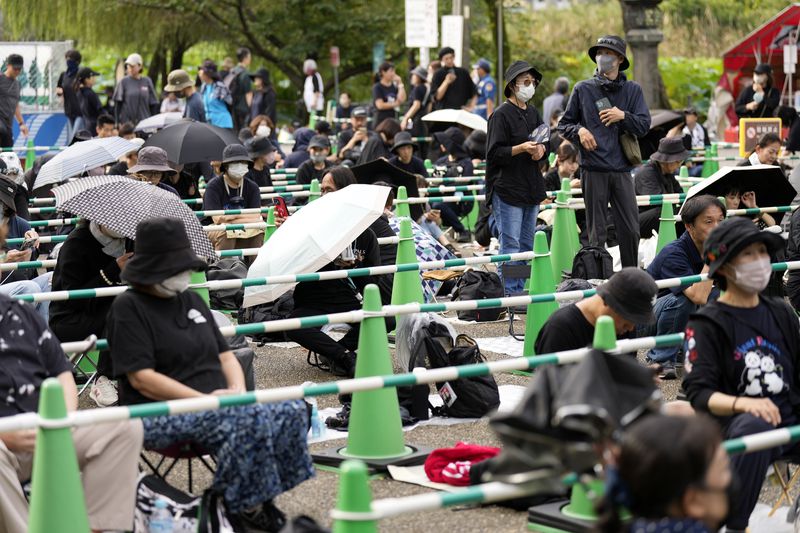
[303,72,324,112]
[682,124,705,149]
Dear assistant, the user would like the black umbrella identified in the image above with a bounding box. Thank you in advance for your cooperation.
[351,157,424,220]
[681,164,797,224]
[639,109,683,161]
[479,351,659,486]
[142,119,241,164]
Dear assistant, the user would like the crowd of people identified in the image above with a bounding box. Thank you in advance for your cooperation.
[0,30,799,533]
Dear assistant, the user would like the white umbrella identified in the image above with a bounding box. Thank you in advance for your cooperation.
[34,137,141,190]
[243,184,391,307]
[421,109,488,133]
[134,112,184,132]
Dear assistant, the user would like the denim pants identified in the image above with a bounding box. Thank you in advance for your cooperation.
[0,272,52,321]
[640,291,696,364]
[493,194,539,295]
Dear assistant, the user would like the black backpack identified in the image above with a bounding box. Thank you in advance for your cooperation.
[570,246,614,280]
[206,258,248,310]
[236,290,295,344]
[452,270,504,322]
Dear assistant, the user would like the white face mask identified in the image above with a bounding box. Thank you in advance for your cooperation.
[515,84,535,102]
[730,256,772,294]
[89,221,126,258]
[753,91,764,104]
[227,163,248,180]
[154,270,192,297]
[256,125,271,137]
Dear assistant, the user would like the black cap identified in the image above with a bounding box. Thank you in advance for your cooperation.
[308,134,331,150]
[703,217,784,279]
[221,143,252,164]
[390,131,415,154]
[77,67,100,79]
[351,106,368,118]
[596,267,658,325]
[754,63,773,75]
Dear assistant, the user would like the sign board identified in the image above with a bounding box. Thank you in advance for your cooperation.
[0,41,73,111]
[785,44,797,75]
[738,118,782,157]
[405,0,438,48]
[330,46,340,68]
[441,15,464,67]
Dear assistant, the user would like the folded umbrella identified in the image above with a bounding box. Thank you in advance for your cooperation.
[134,112,184,132]
[243,184,391,307]
[422,109,487,133]
[54,179,215,260]
[142,120,241,164]
[34,137,141,190]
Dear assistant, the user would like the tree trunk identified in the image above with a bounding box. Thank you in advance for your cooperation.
[147,45,166,91]
[484,0,510,86]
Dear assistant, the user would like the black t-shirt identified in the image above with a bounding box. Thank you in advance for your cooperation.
[535,304,595,354]
[372,82,399,124]
[389,155,427,177]
[430,67,476,110]
[0,297,71,417]
[202,175,261,210]
[295,158,333,186]
[409,84,428,120]
[58,71,81,120]
[108,290,229,405]
[246,166,273,188]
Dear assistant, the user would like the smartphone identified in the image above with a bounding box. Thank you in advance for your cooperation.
[272,197,289,218]
[125,238,135,253]
[595,97,612,112]
[18,239,35,251]
[430,209,441,216]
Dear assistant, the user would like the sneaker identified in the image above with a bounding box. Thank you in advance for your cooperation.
[237,500,286,532]
[456,231,472,243]
[89,376,118,407]
[659,364,678,381]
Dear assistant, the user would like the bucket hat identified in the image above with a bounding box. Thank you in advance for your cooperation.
[596,267,658,325]
[221,143,252,164]
[128,146,175,174]
[649,137,691,164]
[703,217,783,279]
[246,136,275,158]
[390,131,415,154]
[410,66,428,83]
[164,69,193,92]
[503,60,543,98]
[588,35,630,71]
[122,217,207,286]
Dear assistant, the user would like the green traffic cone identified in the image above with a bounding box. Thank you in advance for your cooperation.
[548,152,556,167]
[561,478,605,521]
[549,182,576,280]
[190,270,210,307]
[592,315,617,351]
[391,218,424,306]
[332,460,376,533]
[25,139,35,172]
[309,179,321,203]
[523,231,559,356]
[465,197,479,232]
[308,112,317,129]
[395,186,411,218]
[342,285,410,460]
[28,379,90,533]
[561,178,580,257]
[264,206,277,243]
[701,144,718,178]
[424,159,433,172]
[655,200,677,253]
[679,165,689,179]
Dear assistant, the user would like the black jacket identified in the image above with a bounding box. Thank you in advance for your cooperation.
[787,208,800,311]
[735,85,780,119]
[486,100,548,207]
[683,296,800,417]
[634,161,681,198]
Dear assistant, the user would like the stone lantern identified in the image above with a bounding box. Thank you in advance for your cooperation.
[621,0,670,109]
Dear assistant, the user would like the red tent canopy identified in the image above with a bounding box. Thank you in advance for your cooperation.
[722,3,800,100]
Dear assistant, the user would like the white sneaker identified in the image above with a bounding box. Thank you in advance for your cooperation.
[90,376,118,407]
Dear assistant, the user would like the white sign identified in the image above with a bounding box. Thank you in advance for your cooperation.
[441,15,464,67]
[0,41,72,111]
[784,44,797,75]
[405,0,438,48]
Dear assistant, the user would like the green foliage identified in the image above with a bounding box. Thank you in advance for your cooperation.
[658,56,722,112]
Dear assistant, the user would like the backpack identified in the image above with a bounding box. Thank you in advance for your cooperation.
[570,246,614,280]
[206,258,248,310]
[222,66,241,96]
[424,333,500,418]
[452,270,504,322]
[133,473,239,533]
[236,290,295,344]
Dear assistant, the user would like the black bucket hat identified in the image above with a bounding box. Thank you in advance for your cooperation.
[596,267,658,325]
[503,60,543,98]
[649,137,691,164]
[0,176,16,213]
[122,217,207,286]
[246,136,275,158]
[390,131,415,154]
[433,127,469,159]
[588,35,630,71]
[703,217,784,279]
[221,143,252,164]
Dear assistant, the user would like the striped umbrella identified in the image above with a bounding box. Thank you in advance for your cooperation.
[134,112,184,132]
[57,180,216,260]
[34,137,140,190]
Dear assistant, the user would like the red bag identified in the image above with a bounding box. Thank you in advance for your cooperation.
[423,442,500,486]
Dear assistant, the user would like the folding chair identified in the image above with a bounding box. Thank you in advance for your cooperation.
[770,456,800,517]
[68,335,99,395]
[140,441,216,494]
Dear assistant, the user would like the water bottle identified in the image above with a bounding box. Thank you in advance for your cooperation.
[149,498,174,533]
[310,403,324,439]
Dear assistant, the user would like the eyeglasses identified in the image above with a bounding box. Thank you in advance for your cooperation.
[516,78,538,88]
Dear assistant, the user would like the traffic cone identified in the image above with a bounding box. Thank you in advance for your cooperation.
[678,165,690,193]
[561,478,606,521]
[308,179,321,203]
[561,178,581,257]
[25,139,35,172]
[701,144,718,178]
[424,159,433,173]
[190,271,211,306]
[655,199,677,253]
[548,152,556,167]
[592,315,617,351]
[28,379,90,533]
[395,186,412,218]
[264,206,277,243]
[391,218,424,306]
[549,181,577,280]
[523,231,559,356]
[342,285,410,460]
[332,460,376,533]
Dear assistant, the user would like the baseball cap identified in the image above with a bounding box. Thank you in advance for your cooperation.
[351,106,368,118]
[596,268,658,325]
[308,135,331,150]
[125,53,143,66]
[472,58,491,73]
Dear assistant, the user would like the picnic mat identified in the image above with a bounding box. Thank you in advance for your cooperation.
[475,336,524,358]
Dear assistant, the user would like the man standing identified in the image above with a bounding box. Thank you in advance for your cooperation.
[56,49,82,135]
[164,69,205,123]
[303,58,324,116]
[229,47,253,131]
[470,58,496,120]
[542,76,569,127]
[112,53,158,126]
[0,55,29,148]
[558,35,650,268]
[429,47,476,113]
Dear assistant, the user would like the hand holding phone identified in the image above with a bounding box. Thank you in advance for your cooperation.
[595,97,612,112]
[272,197,289,219]
[18,239,35,251]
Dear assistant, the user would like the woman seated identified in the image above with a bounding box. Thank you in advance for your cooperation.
[683,217,800,532]
[107,217,313,531]
[723,185,776,229]
[598,414,731,533]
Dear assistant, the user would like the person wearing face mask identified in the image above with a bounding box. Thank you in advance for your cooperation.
[597,414,733,533]
[486,60,549,298]
[735,63,780,119]
[202,144,264,257]
[682,216,800,533]
[558,35,651,269]
[294,135,333,188]
[634,136,690,238]
[244,136,276,188]
[107,217,313,531]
